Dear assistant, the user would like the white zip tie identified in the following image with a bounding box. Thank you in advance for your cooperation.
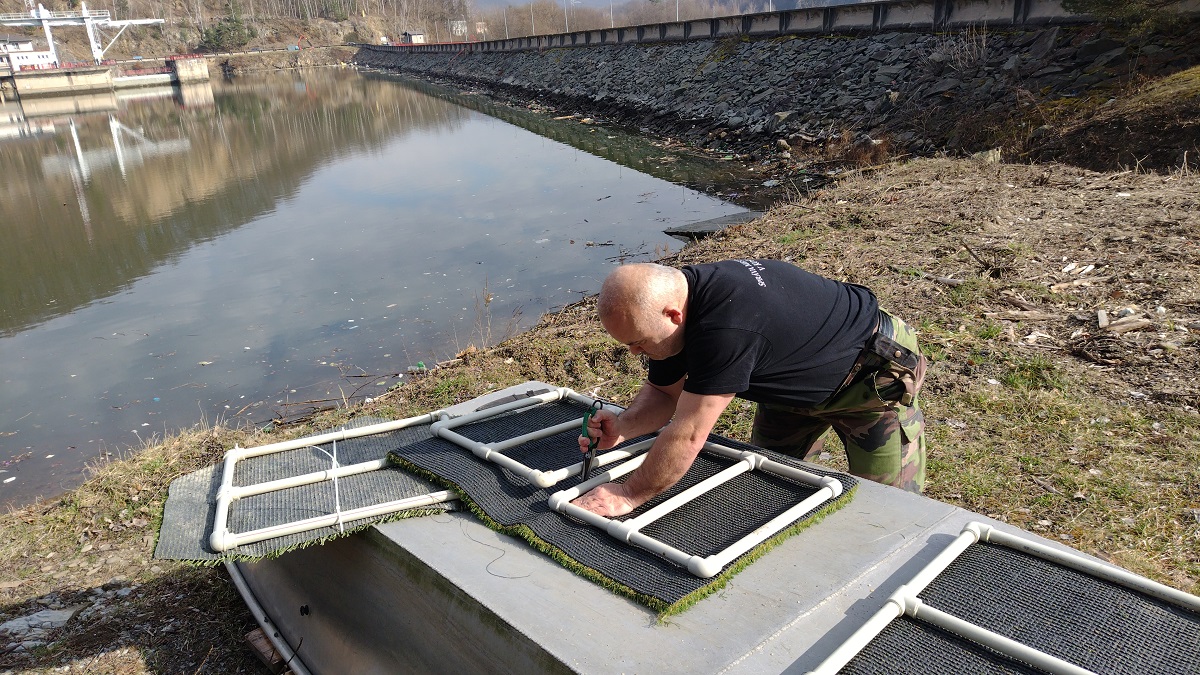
[331,438,344,533]
[311,438,345,535]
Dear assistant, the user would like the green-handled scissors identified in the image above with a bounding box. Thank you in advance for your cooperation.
[581,399,602,480]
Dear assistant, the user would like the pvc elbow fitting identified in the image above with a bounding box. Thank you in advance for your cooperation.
[547,492,569,511]
[823,476,843,498]
[209,530,232,553]
[688,556,722,578]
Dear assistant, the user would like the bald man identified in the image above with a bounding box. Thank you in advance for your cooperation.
[573,259,926,517]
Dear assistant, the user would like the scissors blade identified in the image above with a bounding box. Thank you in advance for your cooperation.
[582,443,597,481]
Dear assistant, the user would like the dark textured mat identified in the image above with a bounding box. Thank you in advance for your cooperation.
[839,542,1200,675]
[919,542,1200,674]
[840,615,1047,675]
[389,397,857,611]
[155,418,453,562]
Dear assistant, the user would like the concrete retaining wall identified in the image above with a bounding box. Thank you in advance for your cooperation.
[11,66,112,98]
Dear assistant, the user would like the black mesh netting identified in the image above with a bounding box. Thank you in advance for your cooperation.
[839,542,1200,674]
[839,616,1047,675]
[392,397,856,606]
[156,419,450,561]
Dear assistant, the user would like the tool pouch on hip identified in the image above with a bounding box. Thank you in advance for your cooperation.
[865,332,922,405]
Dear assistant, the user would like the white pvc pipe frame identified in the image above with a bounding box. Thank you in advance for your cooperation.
[428,386,638,489]
[548,440,842,579]
[807,521,1200,675]
[429,386,843,579]
[209,411,457,553]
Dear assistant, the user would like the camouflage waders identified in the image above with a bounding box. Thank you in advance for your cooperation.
[750,309,927,493]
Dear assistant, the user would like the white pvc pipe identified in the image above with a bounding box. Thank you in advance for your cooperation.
[808,520,1200,675]
[210,409,447,553]
[536,439,654,487]
[906,595,1097,675]
[547,451,648,511]
[213,490,456,552]
[622,519,713,575]
[435,421,591,488]
[756,457,841,488]
[700,480,839,575]
[701,441,839,490]
[429,388,574,488]
[226,458,390,500]
[434,424,550,482]
[219,409,447,474]
[808,594,905,675]
[211,387,617,552]
[428,387,568,435]
[550,441,844,578]
[807,526,984,675]
[975,523,1200,612]
[225,560,314,675]
[489,418,582,452]
[430,387,638,489]
[906,523,984,592]
[613,457,755,538]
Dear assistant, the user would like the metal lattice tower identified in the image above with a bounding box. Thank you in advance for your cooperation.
[0,2,163,67]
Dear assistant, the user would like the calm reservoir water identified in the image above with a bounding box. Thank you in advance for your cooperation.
[0,68,747,508]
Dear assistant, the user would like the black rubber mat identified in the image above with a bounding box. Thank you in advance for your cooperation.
[919,542,1200,674]
[155,419,453,562]
[839,615,1047,675]
[838,542,1200,675]
[390,397,856,609]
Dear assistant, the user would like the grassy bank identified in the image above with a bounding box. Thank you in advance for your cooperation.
[2,156,1197,672]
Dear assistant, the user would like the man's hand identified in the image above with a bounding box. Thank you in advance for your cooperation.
[571,482,638,517]
[578,407,622,454]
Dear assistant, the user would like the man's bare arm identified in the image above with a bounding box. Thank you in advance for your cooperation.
[574,390,735,517]
[620,390,734,502]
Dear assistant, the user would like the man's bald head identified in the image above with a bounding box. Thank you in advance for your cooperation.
[597,263,686,328]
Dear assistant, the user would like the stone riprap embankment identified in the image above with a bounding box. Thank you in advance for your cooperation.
[353,24,1198,155]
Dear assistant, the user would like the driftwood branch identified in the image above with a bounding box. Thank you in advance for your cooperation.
[1028,475,1060,494]
[1104,316,1154,334]
[1001,295,1040,311]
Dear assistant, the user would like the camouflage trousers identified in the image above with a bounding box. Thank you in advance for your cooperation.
[750,309,927,493]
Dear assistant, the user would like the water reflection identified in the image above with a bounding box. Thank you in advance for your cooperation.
[373,73,766,206]
[0,69,743,508]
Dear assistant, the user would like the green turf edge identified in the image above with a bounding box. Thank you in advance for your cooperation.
[387,450,858,618]
[662,482,858,618]
[171,506,453,568]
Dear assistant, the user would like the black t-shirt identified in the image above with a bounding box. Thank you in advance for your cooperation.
[647,259,878,406]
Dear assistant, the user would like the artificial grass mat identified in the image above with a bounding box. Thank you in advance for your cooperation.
[386,397,857,616]
[154,417,455,564]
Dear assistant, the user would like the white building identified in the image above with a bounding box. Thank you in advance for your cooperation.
[1,33,55,73]
[0,34,35,52]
